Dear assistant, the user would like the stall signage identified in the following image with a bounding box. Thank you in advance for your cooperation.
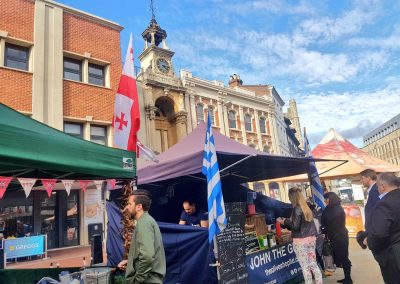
[245,231,260,254]
[3,235,45,259]
[246,242,302,284]
[217,202,248,284]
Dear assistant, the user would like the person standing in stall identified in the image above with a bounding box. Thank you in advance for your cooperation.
[321,192,352,284]
[277,187,323,284]
[179,199,208,228]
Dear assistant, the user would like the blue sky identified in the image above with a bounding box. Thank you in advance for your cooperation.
[59,0,400,147]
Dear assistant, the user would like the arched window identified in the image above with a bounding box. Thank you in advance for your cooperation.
[208,106,215,125]
[228,110,236,129]
[196,103,204,123]
[245,114,252,132]
[259,117,266,133]
[263,145,270,153]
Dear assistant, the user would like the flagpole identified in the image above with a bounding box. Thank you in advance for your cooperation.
[304,127,316,204]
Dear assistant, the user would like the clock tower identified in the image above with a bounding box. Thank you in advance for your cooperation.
[138,9,190,153]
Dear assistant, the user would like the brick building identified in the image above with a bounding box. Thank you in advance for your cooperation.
[0,0,123,249]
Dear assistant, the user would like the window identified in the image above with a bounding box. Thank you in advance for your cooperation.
[263,145,270,153]
[259,117,266,133]
[64,57,82,82]
[5,43,29,71]
[88,63,105,86]
[228,111,236,129]
[64,122,83,139]
[90,125,107,145]
[208,106,215,125]
[245,114,252,132]
[196,103,204,123]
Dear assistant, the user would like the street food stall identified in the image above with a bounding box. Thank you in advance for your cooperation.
[0,103,136,281]
[115,122,343,284]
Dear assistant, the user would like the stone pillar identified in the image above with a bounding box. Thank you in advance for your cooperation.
[268,112,280,155]
[145,106,157,149]
[184,92,193,133]
[239,106,247,144]
[254,110,262,150]
[223,104,230,138]
[189,91,197,129]
[217,99,225,134]
[174,111,188,141]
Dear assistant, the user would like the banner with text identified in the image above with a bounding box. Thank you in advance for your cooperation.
[246,242,302,284]
[3,235,46,259]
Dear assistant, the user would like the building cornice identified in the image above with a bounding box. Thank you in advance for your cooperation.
[37,0,124,31]
[183,76,274,107]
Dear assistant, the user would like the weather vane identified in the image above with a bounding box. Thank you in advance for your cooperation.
[150,0,156,20]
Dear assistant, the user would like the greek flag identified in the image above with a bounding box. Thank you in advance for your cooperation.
[304,130,325,209]
[202,114,227,243]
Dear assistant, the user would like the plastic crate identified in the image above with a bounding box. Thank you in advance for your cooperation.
[83,267,113,284]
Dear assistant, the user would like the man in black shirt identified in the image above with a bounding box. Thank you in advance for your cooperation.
[179,200,208,228]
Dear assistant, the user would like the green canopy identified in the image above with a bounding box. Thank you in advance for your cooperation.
[0,103,135,180]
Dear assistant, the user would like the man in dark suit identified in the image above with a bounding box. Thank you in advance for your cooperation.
[367,172,400,284]
[356,169,380,249]
[360,169,380,233]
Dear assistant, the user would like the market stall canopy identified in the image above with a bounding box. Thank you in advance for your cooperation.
[0,103,135,180]
[273,128,400,182]
[137,122,342,185]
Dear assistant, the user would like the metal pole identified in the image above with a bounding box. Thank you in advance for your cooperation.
[219,154,255,173]
[45,234,48,259]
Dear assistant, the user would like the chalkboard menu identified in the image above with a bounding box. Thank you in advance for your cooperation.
[216,202,248,284]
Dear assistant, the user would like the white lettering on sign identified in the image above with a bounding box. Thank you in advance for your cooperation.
[287,243,294,254]
[15,243,39,250]
[271,246,287,259]
[249,251,271,270]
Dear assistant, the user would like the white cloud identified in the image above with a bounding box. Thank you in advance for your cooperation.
[297,81,400,146]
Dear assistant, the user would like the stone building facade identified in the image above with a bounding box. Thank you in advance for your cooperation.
[362,114,400,166]
[135,18,302,157]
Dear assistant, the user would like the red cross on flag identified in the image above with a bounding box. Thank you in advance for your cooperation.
[113,33,140,152]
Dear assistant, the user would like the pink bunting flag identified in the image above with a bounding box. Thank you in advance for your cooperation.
[107,179,116,189]
[61,180,75,196]
[79,180,90,192]
[0,176,13,199]
[17,178,37,198]
[94,180,104,191]
[41,179,57,198]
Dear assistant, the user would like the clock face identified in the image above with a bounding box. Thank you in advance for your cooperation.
[156,58,170,73]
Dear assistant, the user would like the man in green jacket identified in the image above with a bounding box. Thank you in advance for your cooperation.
[118,192,166,283]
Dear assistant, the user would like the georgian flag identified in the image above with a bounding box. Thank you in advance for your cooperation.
[113,33,140,151]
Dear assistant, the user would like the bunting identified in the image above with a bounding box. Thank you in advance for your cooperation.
[94,180,104,191]
[62,180,75,196]
[17,178,37,198]
[0,176,13,199]
[79,180,90,192]
[41,179,57,198]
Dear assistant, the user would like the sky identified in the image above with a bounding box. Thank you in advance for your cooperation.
[59,0,400,147]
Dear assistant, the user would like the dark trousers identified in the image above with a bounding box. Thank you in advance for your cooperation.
[379,250,400,284]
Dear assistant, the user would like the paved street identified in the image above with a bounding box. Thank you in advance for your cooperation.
[323,238,383,284]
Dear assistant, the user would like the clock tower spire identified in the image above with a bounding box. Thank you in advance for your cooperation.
[138,0,174,74]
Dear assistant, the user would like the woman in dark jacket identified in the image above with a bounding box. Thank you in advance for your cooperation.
[277,188,322,284]
[322,192,352,284]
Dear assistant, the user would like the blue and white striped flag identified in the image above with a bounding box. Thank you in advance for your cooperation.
[202,114,227,243]
[304,129,325,209]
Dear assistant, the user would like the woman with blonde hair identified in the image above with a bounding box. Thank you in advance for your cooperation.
[277,187,323,284]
